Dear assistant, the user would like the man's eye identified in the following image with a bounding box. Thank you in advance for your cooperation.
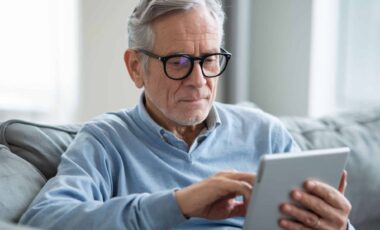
[169,61,184,66]
[204,56,217,63]
[168,57,189,66]
[204,57,218,65]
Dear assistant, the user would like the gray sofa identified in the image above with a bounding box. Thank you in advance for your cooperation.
[1,106,380,229]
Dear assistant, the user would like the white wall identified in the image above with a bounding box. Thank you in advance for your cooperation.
[308,0,340,117]
[337,0,380,110]
[249,0,313,116]
[76,0,141,122]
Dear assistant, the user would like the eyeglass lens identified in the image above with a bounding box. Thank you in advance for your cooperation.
[165,54,227,79]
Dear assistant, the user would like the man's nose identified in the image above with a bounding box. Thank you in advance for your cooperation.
[184,62,207,87]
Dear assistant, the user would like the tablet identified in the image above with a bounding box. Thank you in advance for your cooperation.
[243,147,350,230]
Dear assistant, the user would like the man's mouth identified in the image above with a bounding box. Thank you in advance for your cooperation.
[178,97,209,106]
[182,98,204,102]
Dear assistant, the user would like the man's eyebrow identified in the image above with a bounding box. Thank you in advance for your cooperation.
[201,49,220,55]
[164,49,221,56]
[165,51,189,56]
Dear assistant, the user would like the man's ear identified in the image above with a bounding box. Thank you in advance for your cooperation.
[124,49,144,88]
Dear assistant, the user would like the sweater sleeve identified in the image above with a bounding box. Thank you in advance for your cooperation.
[19,129,187,230]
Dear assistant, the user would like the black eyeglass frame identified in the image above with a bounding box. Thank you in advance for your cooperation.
[135,48,232,80]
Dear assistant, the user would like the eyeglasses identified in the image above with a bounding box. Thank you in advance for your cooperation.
[136,48,232,80]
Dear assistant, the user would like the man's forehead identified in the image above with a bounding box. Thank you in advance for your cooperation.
[165,31,220,42]
[151,7,221,51]
[151,6,219,36]
[153,32,221,54]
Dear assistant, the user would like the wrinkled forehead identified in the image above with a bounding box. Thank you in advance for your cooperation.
[151,6,222,51]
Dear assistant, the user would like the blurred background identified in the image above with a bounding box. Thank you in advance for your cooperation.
[0,0,379,124]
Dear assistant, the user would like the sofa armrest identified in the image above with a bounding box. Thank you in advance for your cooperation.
[0,120,81,179]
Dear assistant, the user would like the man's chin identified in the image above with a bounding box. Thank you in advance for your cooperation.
[172,113,208,127]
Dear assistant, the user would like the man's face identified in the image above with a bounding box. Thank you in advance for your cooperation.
[141,6,221,128]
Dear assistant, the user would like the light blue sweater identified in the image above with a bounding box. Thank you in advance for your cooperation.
[20,98,302,229]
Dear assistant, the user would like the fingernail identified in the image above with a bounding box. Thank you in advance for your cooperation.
[283,204,291,212]
[279,219,288,227]
[293,191,302,200]
[307,181,316,189]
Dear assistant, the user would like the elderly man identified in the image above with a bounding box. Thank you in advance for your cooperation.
[20,0,354,229]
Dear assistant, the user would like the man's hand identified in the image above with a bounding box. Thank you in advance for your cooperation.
[279,170,352,230]
[175,171,256,219]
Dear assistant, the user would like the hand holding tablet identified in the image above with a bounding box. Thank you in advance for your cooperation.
[243,147,351,230]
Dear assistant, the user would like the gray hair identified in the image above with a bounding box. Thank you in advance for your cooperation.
[128,0,225,57]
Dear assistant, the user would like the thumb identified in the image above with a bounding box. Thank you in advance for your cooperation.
[338,170,348,194]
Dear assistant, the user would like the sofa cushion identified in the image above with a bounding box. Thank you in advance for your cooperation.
[281,106,380,230]
[0,120,81,180]
[0,145,45,222]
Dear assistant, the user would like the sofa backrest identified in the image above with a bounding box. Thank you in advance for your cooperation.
[0,120,81,180]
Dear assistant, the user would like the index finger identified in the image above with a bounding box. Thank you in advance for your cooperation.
[216,171,256,186]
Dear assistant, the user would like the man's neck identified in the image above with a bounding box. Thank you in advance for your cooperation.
[152,113,206,146]
[171,122,206,146]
